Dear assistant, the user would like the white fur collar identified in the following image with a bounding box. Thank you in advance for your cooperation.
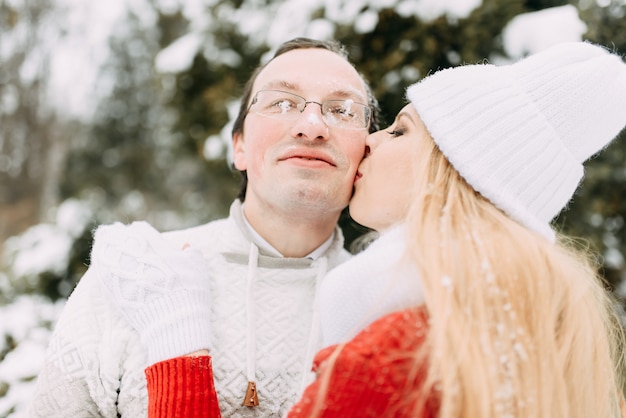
[319,224,424,346]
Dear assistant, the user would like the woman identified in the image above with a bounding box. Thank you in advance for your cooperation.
[97,41,626,417]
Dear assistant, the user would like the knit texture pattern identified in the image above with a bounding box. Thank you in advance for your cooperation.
[288,308,438,418]
[146,356,221,418]
[29,201,350,417]
[92,221,213,365]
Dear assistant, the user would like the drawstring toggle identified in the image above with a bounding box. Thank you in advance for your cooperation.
[242,381,259,407]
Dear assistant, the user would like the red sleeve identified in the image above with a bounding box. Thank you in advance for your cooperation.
[145,355,222,418]
[287,308,438,418]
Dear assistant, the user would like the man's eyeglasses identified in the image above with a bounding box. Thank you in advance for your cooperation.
[247,90,371,130]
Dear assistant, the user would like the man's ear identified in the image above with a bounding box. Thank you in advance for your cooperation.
[232,132,246,170]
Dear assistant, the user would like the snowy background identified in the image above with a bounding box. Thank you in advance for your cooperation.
[1,0,624,416]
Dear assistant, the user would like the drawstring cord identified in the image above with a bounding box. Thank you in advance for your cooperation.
[243,243,260,407]
[241,244,328,406]
[297,256,328,396]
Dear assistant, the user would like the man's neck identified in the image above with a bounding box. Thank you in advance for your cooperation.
[241,201,339,258]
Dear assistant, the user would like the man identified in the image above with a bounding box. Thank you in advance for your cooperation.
[29,38,379,417]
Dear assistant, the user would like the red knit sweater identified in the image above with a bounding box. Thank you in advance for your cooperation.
[145,308,438,417]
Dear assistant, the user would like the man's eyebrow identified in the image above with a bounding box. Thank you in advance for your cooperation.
[328,89,367,102]
[259,80,298,92]
[258,80,367,102]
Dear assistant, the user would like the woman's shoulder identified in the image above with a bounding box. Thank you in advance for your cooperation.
[348,307,429,351]
[315,307,430,369]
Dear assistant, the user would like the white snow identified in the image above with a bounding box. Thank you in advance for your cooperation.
[0,296,65,417]
[396,0,482,21]
[5,224,73,278]
[205,99,238,163]
[46,0,134,120]
[502,5,588,59]
[354,10,380,34]
[4,199,92,279]
[155,32,203,73]
[56,198,94,238]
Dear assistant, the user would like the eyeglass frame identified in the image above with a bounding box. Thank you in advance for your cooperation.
[245,89,372,130]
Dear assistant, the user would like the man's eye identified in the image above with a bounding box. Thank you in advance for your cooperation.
[269,99,296,112]
[328,105,354,118]
[329,106,346,114]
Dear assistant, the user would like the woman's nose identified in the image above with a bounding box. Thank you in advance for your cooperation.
[364,130,383,154]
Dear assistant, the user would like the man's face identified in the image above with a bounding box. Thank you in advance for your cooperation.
[232,48,369,219]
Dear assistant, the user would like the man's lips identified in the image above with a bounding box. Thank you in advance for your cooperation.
[278,149,336,166]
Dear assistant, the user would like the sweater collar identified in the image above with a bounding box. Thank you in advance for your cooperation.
[229,199,342,261]
[238,202,334,260]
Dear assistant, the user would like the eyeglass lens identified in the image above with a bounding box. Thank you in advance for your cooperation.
[250,90,370,129]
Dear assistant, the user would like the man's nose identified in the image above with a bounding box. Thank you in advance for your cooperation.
[290,102,330,141]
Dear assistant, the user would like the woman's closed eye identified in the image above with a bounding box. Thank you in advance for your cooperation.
[386,126,405,138]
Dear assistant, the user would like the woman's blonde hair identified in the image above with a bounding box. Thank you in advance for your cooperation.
[404,134,626,417]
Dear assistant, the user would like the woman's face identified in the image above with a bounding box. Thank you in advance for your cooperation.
[349,104,430,231]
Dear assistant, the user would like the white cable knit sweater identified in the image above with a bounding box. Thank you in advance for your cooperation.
[29,200,351,417]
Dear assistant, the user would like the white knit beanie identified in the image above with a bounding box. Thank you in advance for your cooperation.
[407,42,626,240]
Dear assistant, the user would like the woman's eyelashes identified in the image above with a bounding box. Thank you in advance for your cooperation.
[386,125,405,138]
